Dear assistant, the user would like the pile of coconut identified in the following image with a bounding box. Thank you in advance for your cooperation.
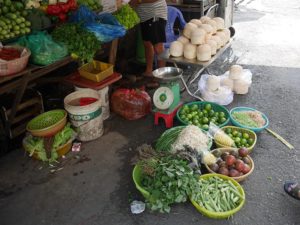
[169,16,231,62]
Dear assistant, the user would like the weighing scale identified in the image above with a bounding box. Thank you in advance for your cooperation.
[152,67,183,128]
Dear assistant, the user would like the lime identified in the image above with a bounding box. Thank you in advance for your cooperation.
[202,109,208,115]
[235,137,241,144]
[187,114,192,119]
[242,133,250,139]
[232,130,239,137]
[225,128,232,134]
[219,117,227,124]
[202,124,209,130]
[180,115,186,120]
[237,132,242,138]
[241,138,248,145]
[228,133,233,138]
[202,117,209,124]
[208,109,215,117]
[204,104,212,111]
[248,138,254,145]
[214,112,219,117]
[191,104,198,111]
[198,111,203,117]
[219,112,225,118]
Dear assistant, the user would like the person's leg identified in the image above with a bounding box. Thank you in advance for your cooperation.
[284,181,300,200]
[154,42,166,68]
[143,41,155,76]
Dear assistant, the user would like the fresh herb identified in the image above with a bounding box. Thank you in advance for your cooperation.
[51,23,100,63]
[140,156,199,213]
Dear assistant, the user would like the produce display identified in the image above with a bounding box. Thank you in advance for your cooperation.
[77,0,103,11]
[46,0,77,22]
[139,156,199,213]
[208,148,252,178]
[232,110,266,128]
[113,4,140,30]
[224,127,254,148]
[51,23,100,62]
[192,176,244,213]
[169,16,231,61]
[178,103,228,130]
[0,0,31,41]
[23,123,75,162]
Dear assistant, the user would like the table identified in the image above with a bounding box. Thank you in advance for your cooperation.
[158,39,233,101]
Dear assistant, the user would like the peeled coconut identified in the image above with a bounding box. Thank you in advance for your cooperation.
[216,31,227,47]
[190,19,202,26]
[170,41,184,57]
[183,23,198,39]
[205,33,212,42]
[221,77,234,90]
[207,75,220,91]
[184,43,197,59]
[234,79,249,94]
[198,24,214,35]
[211,35,222,49]
[206,39,217,55]
[177,36,189,45]
[229,65,243,80]
[197,44,211,62]
[200,16,211,23]
[191,28,206,45]
[212,17,225,30]
[223,28,231,42]
[203,20,217,34]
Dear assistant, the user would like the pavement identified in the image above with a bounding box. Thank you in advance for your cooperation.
[1,0,300,224]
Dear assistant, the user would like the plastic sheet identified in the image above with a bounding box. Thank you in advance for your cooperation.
[111,88,151,120]
[16,32,68,66]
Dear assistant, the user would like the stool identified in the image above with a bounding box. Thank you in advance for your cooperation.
[154,103,183,128]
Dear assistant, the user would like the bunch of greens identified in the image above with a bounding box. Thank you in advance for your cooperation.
[113,4,140,30]
[140,156,199,213]
[24,123,75,163]
[51,23,100,63]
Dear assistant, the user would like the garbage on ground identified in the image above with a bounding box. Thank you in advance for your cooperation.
[130,200,145,214]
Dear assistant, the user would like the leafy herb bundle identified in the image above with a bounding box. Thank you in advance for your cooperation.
[140,156,199,213]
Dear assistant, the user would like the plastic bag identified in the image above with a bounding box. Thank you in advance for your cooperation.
[208,123,235,147]
[85,22,126,43]
[198,74,234,105]
[16,32,68,66]
[111,88,151,120]
[68,5,97,24]
[96,13,121,26]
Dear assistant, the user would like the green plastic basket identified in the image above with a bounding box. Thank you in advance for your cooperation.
[190,174,246,219]
[132,164,150,200]
[176,101,230,130]
[26,109,67,137]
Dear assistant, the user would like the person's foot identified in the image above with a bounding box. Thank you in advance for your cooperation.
[284,181,300,200]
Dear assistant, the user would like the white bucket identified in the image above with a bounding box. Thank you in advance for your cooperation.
[74,86,110,120]
[64,89,103,142]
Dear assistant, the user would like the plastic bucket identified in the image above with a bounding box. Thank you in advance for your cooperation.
[64,89,103,141]
[74,86,110,120]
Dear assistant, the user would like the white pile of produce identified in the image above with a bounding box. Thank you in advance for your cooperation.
[171,125,216,165]
[198,65,253,105]
[170,16,231,62]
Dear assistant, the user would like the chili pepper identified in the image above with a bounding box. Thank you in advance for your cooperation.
[58,2,70,13]
[68,0,77,11]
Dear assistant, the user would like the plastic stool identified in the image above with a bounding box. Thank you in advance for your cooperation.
[154,103,183,128]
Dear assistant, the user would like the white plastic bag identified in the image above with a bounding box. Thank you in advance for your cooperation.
[198,74,234,105]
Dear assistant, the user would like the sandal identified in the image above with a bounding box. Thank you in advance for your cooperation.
[284,181,300,200]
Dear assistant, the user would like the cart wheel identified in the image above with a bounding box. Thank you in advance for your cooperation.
[0,118,9,156]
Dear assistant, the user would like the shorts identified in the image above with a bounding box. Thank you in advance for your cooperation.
[140,18,167,45]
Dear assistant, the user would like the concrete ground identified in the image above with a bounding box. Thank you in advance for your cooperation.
[1,0,300,224]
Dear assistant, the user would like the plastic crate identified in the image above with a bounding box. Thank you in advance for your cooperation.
[78,60,114,82]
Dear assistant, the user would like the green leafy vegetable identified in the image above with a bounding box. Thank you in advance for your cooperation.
[51,23,101,63]
[140,156,199,213]
[113,4,140,30]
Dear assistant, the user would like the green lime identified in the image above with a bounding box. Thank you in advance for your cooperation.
[242,133,250,139]
[241,138,248,145]
[204,104,212,111]
[202,117,209,124]
[237,132,242,138]
[187,114,192,119]
[214,112,219,117]
[202,109,208,115]
[219,117,227,124]
[219,112,225,118]
[225,128,232,134]
[180,115,186,120]
[191,104,198,111]
[198,111,203,117]
[235,137,241,143]
[209,109,215,117]
[248,138,254,145]
[202,124,209,130]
